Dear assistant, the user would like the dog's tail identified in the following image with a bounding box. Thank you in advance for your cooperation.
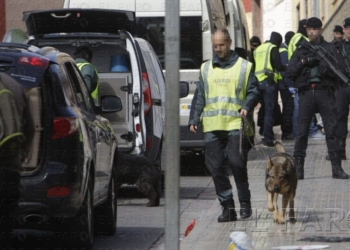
[275,141,286,153]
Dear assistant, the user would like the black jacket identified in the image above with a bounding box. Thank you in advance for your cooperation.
[286,37,344,91]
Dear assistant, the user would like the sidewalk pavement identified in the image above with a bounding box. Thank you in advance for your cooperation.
[177,137,350,250]
[174,129,350,250]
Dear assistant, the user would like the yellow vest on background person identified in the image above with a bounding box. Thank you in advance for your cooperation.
[77,62,99,105]
[253,42,278,83]
[277,47,288,81]
[200,57,253,135]
[288,33,309,60]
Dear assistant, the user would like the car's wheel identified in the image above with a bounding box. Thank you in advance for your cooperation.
[57,177,94,249]
[95,167,117,235]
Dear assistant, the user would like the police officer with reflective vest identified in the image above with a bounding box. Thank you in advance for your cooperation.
[326,18,350,161]
[286,17,349,180]
[189,29,260,222]
[254,31,286,147]
[0,73,34,247]
[74,46,99,105]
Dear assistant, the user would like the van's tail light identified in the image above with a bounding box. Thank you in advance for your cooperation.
[18,56,49,68]
[52,117,79,139]
[142,72,152,116]
[146,136,152,150]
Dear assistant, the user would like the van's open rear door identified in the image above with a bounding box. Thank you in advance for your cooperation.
[63,0,136,11]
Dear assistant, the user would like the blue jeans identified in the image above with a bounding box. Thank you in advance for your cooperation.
[259,81,278,142]
[293,93,318,138]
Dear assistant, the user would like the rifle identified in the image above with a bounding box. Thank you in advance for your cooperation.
[297,38,350,86]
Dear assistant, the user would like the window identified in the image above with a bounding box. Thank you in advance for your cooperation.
[135,16,202,69]
[59,64,77,106]
[63,62,87,111]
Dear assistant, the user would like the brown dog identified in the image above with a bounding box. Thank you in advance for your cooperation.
[265,141,298,224]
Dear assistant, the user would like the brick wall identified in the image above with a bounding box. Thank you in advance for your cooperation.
[322,0,349,42]
[5,0,64,34]
[0,0,5,39]
[242,0,252,13]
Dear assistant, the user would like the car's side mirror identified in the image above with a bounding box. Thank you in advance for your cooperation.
[100,95,123,113]
[180,81,189,98]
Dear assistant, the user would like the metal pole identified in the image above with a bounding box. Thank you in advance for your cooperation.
[165,0,180,249]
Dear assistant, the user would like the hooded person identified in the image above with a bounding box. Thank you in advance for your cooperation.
[254,31,285,147]
[285,31,295,46]
[288,19,308,59]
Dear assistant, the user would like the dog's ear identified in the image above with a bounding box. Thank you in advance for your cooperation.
[267,157,273,170]
[282,158,291,172]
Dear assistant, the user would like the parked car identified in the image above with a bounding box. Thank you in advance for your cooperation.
[18,8,189,177]
[0,42,122,249]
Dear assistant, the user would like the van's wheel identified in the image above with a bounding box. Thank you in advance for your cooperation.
[57,176,94,249]
[95,167,118,235]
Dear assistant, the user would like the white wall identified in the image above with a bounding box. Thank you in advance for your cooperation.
[262,0,293,43]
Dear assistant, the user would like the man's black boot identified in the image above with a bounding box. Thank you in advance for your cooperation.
[294,157,304,180]
[218,199,237,222]
[332,165,349,179]
[240,200,252,219]
[327,139,347,160]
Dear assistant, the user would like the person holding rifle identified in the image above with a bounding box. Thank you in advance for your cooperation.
[286,17,349,180]
[326,18,350,161]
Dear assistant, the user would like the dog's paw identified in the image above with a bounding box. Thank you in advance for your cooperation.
[268,204,275,212]
[289,210,296,222]
[273,211,279,222]
[277,216,286,224]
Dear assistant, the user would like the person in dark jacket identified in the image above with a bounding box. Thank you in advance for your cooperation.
[189,29,260,222]
[278,33,294,140]
[332,25,344,42]
[0,73,34,247]
[286,17,349,180]
[326,18,350,161]
[254,31,286,147]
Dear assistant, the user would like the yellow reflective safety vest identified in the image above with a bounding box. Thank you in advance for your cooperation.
[277,47,288,81]
[288,33,309,60]
[77,62,99,105]
[253,42,278,83]
[200,57,253,135]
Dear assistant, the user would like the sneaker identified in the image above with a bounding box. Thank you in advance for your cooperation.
[309,131,325,140]
[282,134,294,140]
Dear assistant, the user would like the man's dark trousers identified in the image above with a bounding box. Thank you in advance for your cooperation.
[204,132,251,204]
[279,87,294,137]
[294,88,342,162]
[335,86,350,156]
[259,80,278,143]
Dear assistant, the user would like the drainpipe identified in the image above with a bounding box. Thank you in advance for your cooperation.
[313,0,319,17]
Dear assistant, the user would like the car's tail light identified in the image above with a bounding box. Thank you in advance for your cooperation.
[47,186,71,197]
[142,72,152,116]
[52,117,78,139]
[18,56,49,68]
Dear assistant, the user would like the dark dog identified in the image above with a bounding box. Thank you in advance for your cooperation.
[116,153,161,207]
[265,141,298,224]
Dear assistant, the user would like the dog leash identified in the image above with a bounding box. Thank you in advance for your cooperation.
[240,116,269,159]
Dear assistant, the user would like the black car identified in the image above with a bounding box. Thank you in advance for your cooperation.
[0,43,122,249]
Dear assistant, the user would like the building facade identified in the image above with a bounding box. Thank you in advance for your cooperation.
[0,0,64,40]
[291,0,348,41]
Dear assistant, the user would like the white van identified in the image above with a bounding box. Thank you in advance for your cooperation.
[63,0,250,153]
